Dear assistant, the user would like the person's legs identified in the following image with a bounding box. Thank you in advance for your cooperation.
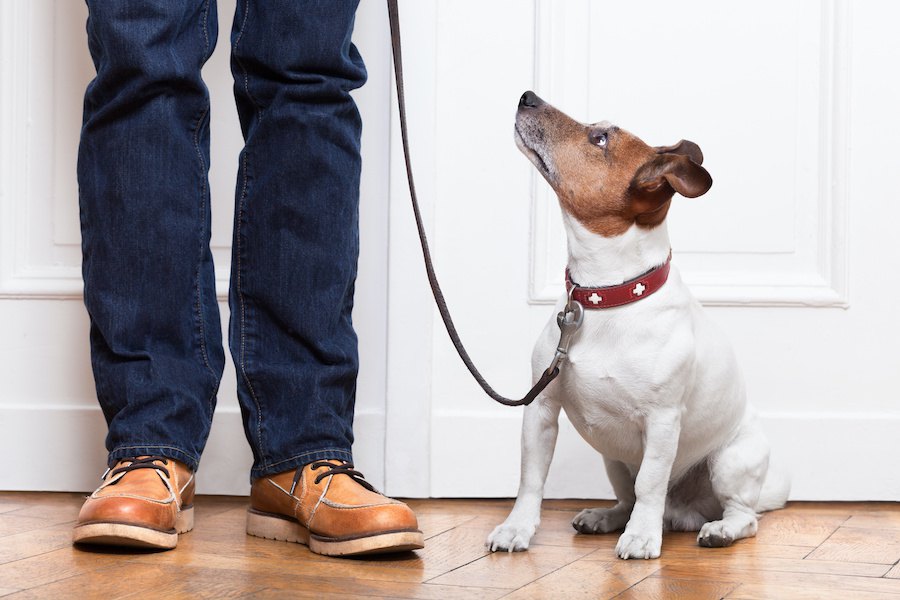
[228,0,366,479]
[78,0,225,472]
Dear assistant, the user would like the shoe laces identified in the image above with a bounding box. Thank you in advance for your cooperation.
[104,456,170,483]
[290,461,376,495]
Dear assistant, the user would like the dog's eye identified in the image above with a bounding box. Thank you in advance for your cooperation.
[590,131,608,147]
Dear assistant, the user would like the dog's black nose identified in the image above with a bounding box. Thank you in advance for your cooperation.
[519,90,542,109]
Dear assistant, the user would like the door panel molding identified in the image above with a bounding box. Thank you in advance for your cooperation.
[528,0,850,308]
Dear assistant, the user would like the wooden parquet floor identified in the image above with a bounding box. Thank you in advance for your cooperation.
[1,493,899,599]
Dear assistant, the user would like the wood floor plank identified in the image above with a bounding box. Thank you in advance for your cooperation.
[417,512,478,540]
[617,576,739,599]
[657,556,890,578]
[129,565,508,600]
[0,493,83,508]
[3,501,80,525]
[0,523,75,564]
[125,509,488,584]
[246,575,510,600]
[127,544,431,585]
[727,582,900,599]
[0,503,27,515]
[7,564,171,600]
[363,525,492,580]
[242,590,379,600]
[753,509,850,547]
[118,566,270,599]
[501,558,659,600]
[0,547,134,590]
[839,503,900,530]
[428,542,594,589]
[640,538,813,561]
[653,565,900,595]
[1,493,899,599]
[0,515,58,538]
[779,502,875,515]
[806,526,900,564]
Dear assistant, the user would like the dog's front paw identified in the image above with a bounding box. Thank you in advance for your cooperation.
[486,520,536,552]
[615,530,662,560]
[697,520,737,548]
[572,506,630,534]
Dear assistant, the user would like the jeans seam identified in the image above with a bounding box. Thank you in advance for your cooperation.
[192,105,217,385]
[232,2,267,465]
[235,150,266,462]
[195,0,220,421]
[109,445,199,464]
[262,448,354,472]
[201,0,210,55]
[232,0,263,116]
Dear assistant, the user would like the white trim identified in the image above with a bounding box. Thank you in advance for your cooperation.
[527,0,851,309]
[383,0,439,498]
[430,409,900,501]
[4,403,895,500]
[0,1,31,297]
[0,405,385,494]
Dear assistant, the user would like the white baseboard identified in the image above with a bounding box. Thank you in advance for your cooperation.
[431,411,900,501]
[4,405,896,500]
[0,406,385,495]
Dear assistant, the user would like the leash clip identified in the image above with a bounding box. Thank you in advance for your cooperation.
[547,300,584,374]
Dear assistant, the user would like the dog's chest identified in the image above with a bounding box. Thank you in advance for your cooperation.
[558,351,648,463]
[549,310,691,463]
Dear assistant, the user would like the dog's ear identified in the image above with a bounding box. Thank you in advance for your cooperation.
[631,153,712,200]
[654,139,704,166]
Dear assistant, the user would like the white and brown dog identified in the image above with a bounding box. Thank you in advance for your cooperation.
[487,91,789,560]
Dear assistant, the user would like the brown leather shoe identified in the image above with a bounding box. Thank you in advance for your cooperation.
[247,460,424,556]
[73,456,194,550]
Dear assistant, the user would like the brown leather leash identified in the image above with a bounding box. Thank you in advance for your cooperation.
[386,0,582,407]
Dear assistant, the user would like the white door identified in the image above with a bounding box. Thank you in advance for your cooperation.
[0,0,392,493]
[385,0,900,501]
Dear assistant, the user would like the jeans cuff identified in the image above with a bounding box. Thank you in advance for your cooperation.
[252,448,353,481]
[108,445,201,473]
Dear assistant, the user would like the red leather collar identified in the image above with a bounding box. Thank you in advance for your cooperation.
[566,253,672,309]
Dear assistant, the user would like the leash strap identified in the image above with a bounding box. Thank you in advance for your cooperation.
[387,0,563,407]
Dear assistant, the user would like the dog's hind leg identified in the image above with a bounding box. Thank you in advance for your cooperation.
[487,396,561,552]
[698,414,770,548]
[573,458,635,534]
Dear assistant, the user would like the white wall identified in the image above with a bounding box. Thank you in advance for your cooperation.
[0,0,392,493]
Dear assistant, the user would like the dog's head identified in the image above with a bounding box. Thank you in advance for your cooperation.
[515,91,712,237]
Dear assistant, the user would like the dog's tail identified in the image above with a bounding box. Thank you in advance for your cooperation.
[755,460,791,513]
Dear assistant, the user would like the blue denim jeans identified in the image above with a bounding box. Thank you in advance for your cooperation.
[78,0,366,479]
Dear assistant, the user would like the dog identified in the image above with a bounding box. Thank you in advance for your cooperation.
[486,91,789,560]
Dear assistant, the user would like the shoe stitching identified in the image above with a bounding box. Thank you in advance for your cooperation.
[320,497,398,510]
[177,473,194,509]
[266,478,292,498]
[89,492,175,505]
[308,473,331,529]
[298,469,308,524]
[179,473,194,496]
[264,476,308,526]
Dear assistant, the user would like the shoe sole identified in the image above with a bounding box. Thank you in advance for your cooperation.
[72,506,194,550]
[246,508,424,556]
